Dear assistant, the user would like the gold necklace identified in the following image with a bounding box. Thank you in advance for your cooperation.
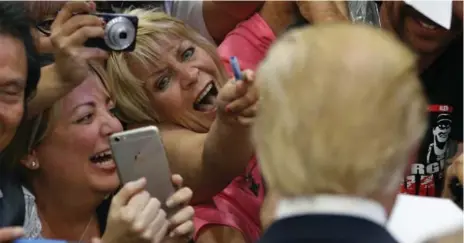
[41,215,93,243]
[77,216,93,243]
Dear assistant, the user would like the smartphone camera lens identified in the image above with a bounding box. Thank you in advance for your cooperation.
[114,137,120,142]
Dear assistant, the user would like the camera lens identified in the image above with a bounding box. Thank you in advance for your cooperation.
[104,16,136,51]
[114,137,120,142]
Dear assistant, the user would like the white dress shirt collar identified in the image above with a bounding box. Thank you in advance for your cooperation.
[276,194,388,227]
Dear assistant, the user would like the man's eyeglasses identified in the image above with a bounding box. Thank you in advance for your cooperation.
[36,17,54,36]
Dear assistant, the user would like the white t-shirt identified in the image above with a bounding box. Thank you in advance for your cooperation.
[164,0,215,43]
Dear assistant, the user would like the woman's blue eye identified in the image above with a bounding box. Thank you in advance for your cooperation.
[182,47,195,61]
[156,76,170,91]
[109,107,118,117]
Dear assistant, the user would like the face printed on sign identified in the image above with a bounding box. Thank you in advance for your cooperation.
[433,114,452,144]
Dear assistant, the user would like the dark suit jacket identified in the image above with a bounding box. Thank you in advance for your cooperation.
[258,214,399,243]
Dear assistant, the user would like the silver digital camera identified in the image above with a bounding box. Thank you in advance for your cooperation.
[85,13,138,52]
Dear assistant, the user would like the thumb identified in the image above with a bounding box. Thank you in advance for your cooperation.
[242,70,255,83]
[111,177,146,207]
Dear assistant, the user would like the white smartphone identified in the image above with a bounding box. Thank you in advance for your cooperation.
[110,126,175,210]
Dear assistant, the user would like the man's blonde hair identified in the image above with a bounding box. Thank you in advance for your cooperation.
[253,23,428,198]
[106,9,228,125]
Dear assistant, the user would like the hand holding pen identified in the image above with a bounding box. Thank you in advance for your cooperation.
[215,56,259,126]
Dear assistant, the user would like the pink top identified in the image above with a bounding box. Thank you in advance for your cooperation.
[193,157,265,242]
[218,13,276,73]
[193,13,276,243]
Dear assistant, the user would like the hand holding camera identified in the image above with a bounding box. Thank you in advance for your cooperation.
[49,1,107,88]
[49,1,138,88]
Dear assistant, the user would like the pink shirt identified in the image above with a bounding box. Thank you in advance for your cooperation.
[193,13,276,243]
[193,157,264,242]
[218,13,276,73]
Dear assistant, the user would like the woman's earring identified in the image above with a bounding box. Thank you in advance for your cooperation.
[30,161,39,169]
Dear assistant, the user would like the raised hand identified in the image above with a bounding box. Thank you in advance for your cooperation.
[50,1,108,87]
[216,70,259,126]
[296,1,350,24]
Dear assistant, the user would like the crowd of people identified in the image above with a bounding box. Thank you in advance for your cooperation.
[0,1,462,243]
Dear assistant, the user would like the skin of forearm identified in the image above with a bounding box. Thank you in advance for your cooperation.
[27,64,77,118]
[195,118,254,203]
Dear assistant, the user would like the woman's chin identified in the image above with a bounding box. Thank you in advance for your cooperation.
[89,171,120,194]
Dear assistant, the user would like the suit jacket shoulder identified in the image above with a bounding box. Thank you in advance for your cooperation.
[259,214,399,243]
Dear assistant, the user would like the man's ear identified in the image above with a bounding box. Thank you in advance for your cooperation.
[20,150,40,170]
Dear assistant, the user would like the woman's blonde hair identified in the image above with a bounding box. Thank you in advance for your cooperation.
[253,23,428,197]
[105,9,227,125]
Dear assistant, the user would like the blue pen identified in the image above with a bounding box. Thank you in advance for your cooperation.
[229,56,242,81]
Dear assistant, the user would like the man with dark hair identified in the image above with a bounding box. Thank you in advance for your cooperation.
[291,0,462,199]
[0,1,41,241]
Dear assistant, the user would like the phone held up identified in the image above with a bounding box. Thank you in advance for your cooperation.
[85,12,138,52]
[110,126,175,211]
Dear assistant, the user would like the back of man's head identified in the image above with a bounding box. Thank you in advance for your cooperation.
[254,23,427,198]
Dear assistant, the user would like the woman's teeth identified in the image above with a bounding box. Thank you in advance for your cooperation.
[193,82,218,112]
[419,20,437,30]
[90,151,113,163]
[195,83,213,104]
[94,160,114,168]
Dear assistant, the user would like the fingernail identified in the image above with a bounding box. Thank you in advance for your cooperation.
[169,231,176,238]
[166,198,174,207]
[137,177,146,185]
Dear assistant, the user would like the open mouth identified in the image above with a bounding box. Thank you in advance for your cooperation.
[409,8,441,31]
[417,19,438,30]
[193,81,218,112]
[89,149,114,168]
